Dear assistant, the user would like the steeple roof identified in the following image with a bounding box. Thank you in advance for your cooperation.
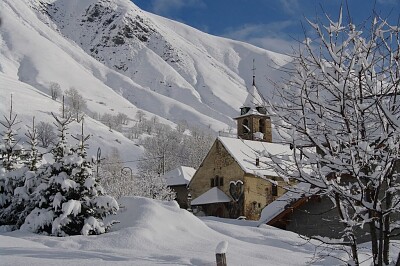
[242,75,264,109]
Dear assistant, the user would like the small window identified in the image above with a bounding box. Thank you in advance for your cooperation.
[211,176,224,187]
[256,107,267,114]
[272,183,278,196]
[241,107,250,115]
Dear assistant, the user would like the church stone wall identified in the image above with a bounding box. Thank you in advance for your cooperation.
[189,139,245,215]
[244,174,287,220]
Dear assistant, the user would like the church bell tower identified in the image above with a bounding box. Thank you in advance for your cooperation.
[234,63,272,142]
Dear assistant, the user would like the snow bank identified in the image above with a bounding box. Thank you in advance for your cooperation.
[1,196,348,265]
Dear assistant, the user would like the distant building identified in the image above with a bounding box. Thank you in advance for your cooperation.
[188,74,292,220]
[256,186,379,242]
[162,166,196,209]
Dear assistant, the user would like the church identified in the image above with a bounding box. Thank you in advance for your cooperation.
[188,75,292,220]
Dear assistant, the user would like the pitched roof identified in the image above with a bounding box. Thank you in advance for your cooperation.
[162,166,196,186]
[243,84,264,109]
[191,187,232,205]
[218,136,293,178]
[257,183,313,226]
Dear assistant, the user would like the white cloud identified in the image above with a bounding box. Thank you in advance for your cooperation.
[247,36,298,54]
[222,22,299,54]
[278,0,300,15]
[150,0,206,15]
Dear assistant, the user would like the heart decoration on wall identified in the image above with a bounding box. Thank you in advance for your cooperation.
[229,180,244,202]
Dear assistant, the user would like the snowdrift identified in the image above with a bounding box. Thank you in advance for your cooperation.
[0,196,347,265]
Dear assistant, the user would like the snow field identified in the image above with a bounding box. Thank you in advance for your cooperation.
[1,196,350,265]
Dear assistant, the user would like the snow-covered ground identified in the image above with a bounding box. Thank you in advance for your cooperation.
[2,197,392,265]
[0,196,356,266]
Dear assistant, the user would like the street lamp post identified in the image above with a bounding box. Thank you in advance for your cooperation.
[121,166,133,179]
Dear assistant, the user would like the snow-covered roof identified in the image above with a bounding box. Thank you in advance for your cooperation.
[191,187,232,205]
[257,183,312,226]
[162,166,196,186]
[218,136,293,178]
[234,108,268,119]
[243,84,263,109]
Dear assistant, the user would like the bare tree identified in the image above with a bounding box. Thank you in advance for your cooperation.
[176,120,188,133]
[138,124,213,174]
[135,110,145,122]
[36,121,56,147]
[101,113,114,131]
[266,9,400,266]
[98,148,135,198]
[135,170,175,201]
[49,82,62,101]
[116,112,129,125]
[64,87,87,122]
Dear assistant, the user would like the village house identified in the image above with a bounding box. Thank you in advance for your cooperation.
[188,75,292,220]
[162,166,196,209]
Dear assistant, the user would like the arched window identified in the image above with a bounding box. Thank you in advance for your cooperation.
[243,119,250,133]
[271,178,278,196]
[259,119,265,133]
[210,176,224,187]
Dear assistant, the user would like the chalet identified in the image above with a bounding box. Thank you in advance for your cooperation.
[257,189,347,239]
[162,166,196,209]
[188,75,292,220]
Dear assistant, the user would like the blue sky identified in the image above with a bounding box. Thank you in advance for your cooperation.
[133,0,399,54]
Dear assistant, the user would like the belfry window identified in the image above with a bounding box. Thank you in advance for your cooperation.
[259,119,265,133]
[243,119,250,133]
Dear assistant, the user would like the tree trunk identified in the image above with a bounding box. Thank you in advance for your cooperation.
[366,186,379,266]
[335,194,359,265]
[384,191,392,265]
[378,215,384,266]
[350,235,359,266]
[370,218,378,265]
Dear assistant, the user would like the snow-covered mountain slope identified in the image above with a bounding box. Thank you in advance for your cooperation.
[1,0,291,130]
[0,73,144,169]
[0,0,291,163]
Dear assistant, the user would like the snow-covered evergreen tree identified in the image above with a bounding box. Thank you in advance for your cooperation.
[2,117,44,228]
[22,114,118,236]
[0,96,26,227]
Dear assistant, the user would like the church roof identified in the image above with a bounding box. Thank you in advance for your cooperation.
[218,136,293,178]
[191,187,232,205]
[242,83,264,109]
[234,108,269,119]
[162,166,196,186]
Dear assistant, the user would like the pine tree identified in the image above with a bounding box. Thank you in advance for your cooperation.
[3,117,43,228]
[0,96,26,227]
[22,115,119,236]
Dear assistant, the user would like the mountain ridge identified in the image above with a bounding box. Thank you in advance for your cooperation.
[0,0,291,164]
